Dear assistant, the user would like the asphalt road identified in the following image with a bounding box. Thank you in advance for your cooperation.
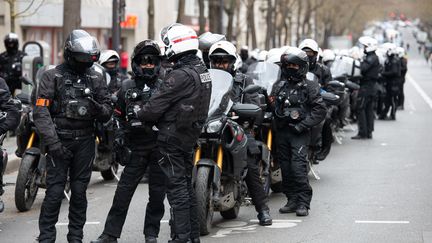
[1,27,432,243]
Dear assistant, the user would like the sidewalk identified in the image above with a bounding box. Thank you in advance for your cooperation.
[2,135,20,174]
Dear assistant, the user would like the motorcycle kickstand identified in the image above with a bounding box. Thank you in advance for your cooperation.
[63,190,70,202]
[112,166,120,182]
[309,164,321,180]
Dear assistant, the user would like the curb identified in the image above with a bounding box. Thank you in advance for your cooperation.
[5,154,20,174]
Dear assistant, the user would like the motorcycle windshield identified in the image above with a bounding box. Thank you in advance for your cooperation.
[246,62,280,95]
[330,55,358,78]
[207,69,234,118]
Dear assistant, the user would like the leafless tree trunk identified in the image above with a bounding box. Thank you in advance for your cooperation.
[177,0,185,23]
[198,0,206,34]
[295,0,302,46]
[63,0,81,42]
[209,0,221,32]
[148,0,155,39]
[225,0,237,40]
[265,0,273,49]
[247,0,257,48]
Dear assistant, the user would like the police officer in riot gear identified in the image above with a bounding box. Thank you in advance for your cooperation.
[0,77,21,212]
[0,33,26,96]
[208,41,273,226]
[379,46,401,120]
[98,50,127,94]
[198,31,226,68]
[34,30,112,243]
[271,48,326,216]
[352,37,380,139]
[299,39,332,86]
[91,40,167,243]
[135,23,212,243]
[299,39,332,163]
[396,47,407,109]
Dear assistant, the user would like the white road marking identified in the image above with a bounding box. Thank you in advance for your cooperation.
[217,221,248,228]
[250,219,302,223]
[380,143,388,146]
[355,220,409,224]
[56,221,100,226]
[160,220,169,223]
[407,74,432,110]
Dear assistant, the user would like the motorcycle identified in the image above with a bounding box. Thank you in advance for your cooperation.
[247,62,282,194]
[193,69,263,235]
[0,115,9,213]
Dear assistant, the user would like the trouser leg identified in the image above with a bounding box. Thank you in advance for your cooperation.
[144,150,167,238]
[103,151,148,238]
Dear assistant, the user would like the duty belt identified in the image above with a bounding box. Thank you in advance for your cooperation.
[57,128,95,140]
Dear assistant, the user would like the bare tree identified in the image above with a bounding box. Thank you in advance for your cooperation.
[265,0,273,49]
[209,0,222,33]
[177,0,185,23]
[5,0,46,33]
[148,0,155,39]
[198,0,206,34]
[247,0,257,48]
[63,0,81,42]
[224,0,237,40]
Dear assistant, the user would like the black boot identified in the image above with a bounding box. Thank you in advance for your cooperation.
[145,237,158,243]
[279,201,297,214]
[188,238,200,243]
[296,205,309,217]
[257,209,272,226]
[351,134,367,140]
[90,234,118,243]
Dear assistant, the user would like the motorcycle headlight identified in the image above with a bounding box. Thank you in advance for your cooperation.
[206,120,223,133]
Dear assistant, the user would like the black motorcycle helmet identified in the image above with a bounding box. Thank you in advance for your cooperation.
[4,33,19,54]
[64,29,100,73]
[131,40,161,80]
[280,47,309,83]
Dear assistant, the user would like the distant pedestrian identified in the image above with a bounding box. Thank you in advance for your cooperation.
[406,43,410,51]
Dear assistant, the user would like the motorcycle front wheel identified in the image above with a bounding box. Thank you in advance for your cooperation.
[15,154,39,212]
[195,166,214,236]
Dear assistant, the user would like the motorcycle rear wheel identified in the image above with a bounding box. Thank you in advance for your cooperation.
[15,154,39,212]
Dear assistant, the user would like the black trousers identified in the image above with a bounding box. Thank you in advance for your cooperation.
[157,142,198,242]
[0,151,4,196]
[398,81,405,107]
[382,87,398,118]
[276,129,312,208]
[103,148,166,238]
[357,94,375,137]
[245,136,269,213]
[38,137,95,243]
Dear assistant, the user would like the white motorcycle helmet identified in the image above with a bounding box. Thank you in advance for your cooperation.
[322,49,336,63]
[266,48,285,64]
[208,40,238,74]
[160,23,199,61]
[358,36,378,53]
[299,38,319,53]
[257,50,268,62]
[396,47,406,57]
[98,50,120,66]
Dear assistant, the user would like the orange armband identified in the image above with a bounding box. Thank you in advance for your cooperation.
[36,98,51,107]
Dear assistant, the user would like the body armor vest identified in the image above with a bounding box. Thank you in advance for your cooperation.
[274,81,308,124]
[53,71,98,120]
[175,64,212,129]
[122,78,160,132]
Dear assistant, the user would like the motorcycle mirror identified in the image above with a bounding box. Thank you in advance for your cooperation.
[22,76,34,86]
[243,84,261,94]
[15,93,31,105]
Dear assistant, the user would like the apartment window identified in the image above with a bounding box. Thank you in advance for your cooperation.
[0,15,5,26]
